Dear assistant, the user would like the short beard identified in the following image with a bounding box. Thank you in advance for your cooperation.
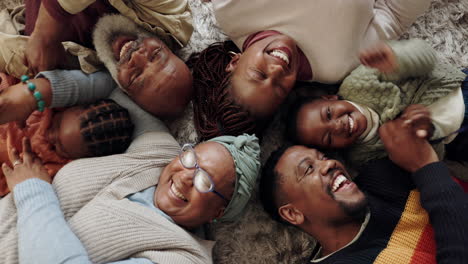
[338,196,368,221]
[93,14,153,87]
[325,169,368,223]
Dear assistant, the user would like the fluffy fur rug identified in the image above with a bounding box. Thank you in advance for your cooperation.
[2,0,467,263]
[174,1,468,264]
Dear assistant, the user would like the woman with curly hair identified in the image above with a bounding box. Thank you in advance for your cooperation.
[191,0,431,140]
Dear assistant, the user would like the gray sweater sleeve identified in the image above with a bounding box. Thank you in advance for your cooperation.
[37,69,168,138]
[36,70,117,107]
[109,90,169,138]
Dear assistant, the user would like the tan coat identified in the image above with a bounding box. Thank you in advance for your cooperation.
[0,0,192,78]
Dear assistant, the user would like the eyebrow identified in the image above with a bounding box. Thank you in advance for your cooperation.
[296,157,309,182]
[320,107,327,146]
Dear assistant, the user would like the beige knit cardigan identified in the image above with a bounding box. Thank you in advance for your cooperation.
[0,131,214,264]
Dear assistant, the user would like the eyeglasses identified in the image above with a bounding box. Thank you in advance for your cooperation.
[179,144,229,202]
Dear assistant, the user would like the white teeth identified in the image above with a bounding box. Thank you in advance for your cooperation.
[332,175,347,192]
[119,41,134,60]
[270,50,290,65]
[171,183,187,201]
[348,115,354,134]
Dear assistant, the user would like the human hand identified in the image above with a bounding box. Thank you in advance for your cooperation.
[25,34,67,75]
[379,118,438,173]
[0,82,37,125]
[401,104,434,139]
[359,42,397,73]
[2,137,51,192]
[0,78,52,125]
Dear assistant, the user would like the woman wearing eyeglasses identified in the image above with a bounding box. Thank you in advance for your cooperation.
[0,83,261,264]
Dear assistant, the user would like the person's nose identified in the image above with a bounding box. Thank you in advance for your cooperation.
[318,159,336,177]
[329,118,344,134]
[179,168,194,186]
[329,119,341,134]
[128,47,148,68]
[267,63,285,79]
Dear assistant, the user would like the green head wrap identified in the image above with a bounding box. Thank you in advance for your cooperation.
[208,133,261,222]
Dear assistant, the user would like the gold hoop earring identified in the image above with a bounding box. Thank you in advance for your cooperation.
[228,51,238,58]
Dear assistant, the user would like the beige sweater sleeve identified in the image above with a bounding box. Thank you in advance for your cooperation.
[373,0,431,38]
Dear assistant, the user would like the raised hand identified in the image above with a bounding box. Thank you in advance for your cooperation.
[401,104,434,139]
[24,3,68,75]
[25,35,67,76]
[359,42,397,73]
[379,118,438,173]
[2,137,51,192]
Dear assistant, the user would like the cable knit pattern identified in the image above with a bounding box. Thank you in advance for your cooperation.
[312,160,468,264]
[338,39,466,166]
[0,131,215,264]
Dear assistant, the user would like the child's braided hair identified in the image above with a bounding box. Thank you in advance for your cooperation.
[79,99,134,157]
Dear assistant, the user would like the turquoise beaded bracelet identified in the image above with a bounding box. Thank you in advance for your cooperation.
[21,75,45,112]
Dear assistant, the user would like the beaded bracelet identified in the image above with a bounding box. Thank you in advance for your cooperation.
[21,75,45,112]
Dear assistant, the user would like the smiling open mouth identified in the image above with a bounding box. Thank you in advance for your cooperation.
[330,173,351,193]
[348,114,354,135]
[269,49,290,65]
[119,40,135,61]
[170,181,187,202]
[112,36,138,62]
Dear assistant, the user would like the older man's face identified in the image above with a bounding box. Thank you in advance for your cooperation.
[276,146,367,225]
[112,36,193,117]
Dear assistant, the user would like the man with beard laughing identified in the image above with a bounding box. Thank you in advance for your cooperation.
[0,14,193,125]
[22,0,192,76]
[260,117,468,263]
[91,14,193,118]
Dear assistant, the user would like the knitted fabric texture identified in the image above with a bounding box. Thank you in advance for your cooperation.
[0,131,214,264]
[338,39,466,166]
[311,160,468,263]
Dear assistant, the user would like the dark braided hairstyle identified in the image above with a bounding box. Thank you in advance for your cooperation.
[188,41,258,141]
[79,99,134,157]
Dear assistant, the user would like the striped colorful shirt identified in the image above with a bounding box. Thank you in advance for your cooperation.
[310,160,468,264]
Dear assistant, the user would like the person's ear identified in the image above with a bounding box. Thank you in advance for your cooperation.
[225,53,241,73]
[321,94,339,101]
[211,206,225,223]
[279,203,304,226]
